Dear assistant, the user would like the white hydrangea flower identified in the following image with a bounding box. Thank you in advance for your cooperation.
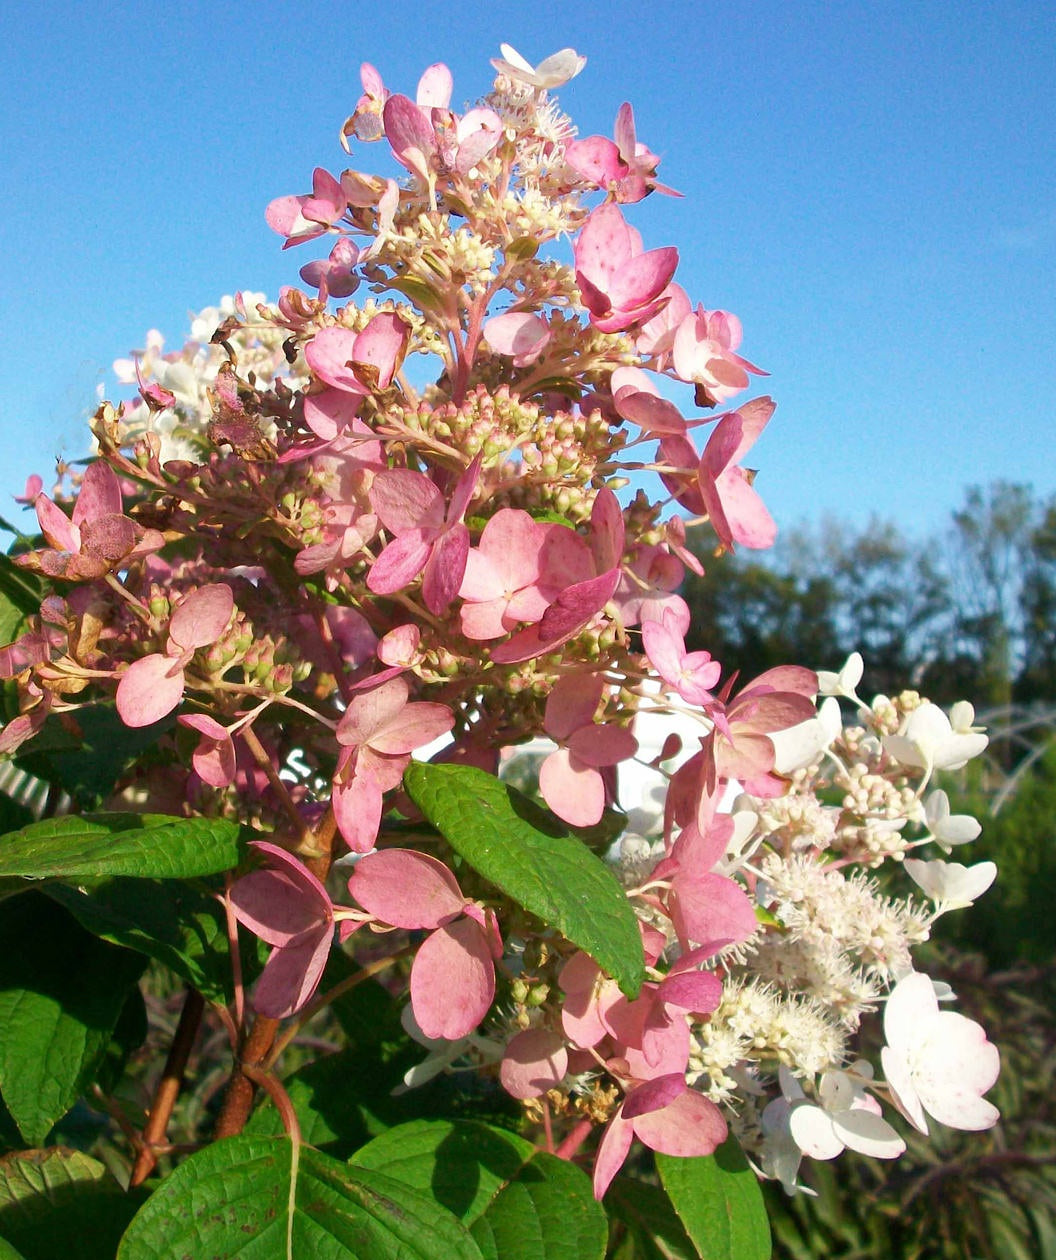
[903,858,997,915]
[881,971,1000,1134]
[816,652,864,703]
[883,701,989,773]
[923,789,982,851]
[491,43,586,89]
[788,1061,905,1161]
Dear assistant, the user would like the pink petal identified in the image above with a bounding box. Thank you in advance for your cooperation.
[369,469,445,535]
[303,387,365,441]
[592,1108,635,1200]
[72,461,122,526]
[565,135,624,187]
[332,773,384,854]
[422,522,469,614]
[539,748,605,827]
[367,531,434,595]
[383,94,435,178]
[416,62,452,109]
[169,584,234,649]
[623,1074,686,1120]
[116,653,185,727]
[567,724,638,769]
[670,872,758,949]
[411,918,495,1039]
[500,1028,569,1100]
[35,495,78,553]
[305,326,370,395]
[657,969,723,1015]
[348,848,464,929]
[353,312,407,390]
[251,930,332,1019]
[483,312,551,366]
[545,674,603,742]
[608,247,679,313]
[631,1089,727,1157]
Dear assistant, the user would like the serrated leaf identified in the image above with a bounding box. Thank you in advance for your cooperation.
[44,876,253,1006]
[0,895,145,1145]
[656,1137,771,1260]
[0,1148,145,1260]
[351,1119,607,1260]
[0,812,242,881]
[404,764,644,997]
[117,1134,483,1260]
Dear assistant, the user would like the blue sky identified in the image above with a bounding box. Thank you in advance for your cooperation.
[2,0,1054,540]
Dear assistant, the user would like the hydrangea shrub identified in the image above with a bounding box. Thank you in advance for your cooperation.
[0,43,999,1259]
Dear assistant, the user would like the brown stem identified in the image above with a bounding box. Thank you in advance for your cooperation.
[303,804,338,882]
[239,724,309,841]
[212,1014,281,1140]
[130,989,205,1186]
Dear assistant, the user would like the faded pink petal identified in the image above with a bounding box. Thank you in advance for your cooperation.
[72,461,123,526]
[116,653,186,727]
[332,771,384,854]
[305,327,371,396]
[422,520,469,613]
[348,848,465,929]
[483,312,551,366]
[670,872,758,949]
[539,747,606,828]
[592,1108,635,1200]
[252,932,332,1019]
[367,530,435,594]
[500,1028,569,1100]
[411,917,495,1040]
[228,842,332,945]
[631,1089,727,1156]
[178,713,236,787]
[169,584,234,650]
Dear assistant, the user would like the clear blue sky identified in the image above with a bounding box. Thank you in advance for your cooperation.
[2,0,1054,539]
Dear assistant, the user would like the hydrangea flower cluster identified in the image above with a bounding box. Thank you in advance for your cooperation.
[1,45,999,1206]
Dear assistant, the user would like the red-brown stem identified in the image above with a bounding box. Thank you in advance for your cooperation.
[130,988,205,1186]
[212,1014,281,1139]
[554,1117,594,1161]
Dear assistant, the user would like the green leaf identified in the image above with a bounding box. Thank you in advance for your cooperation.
[0,1148,144,1260]
[0,1233,25,1258]
[14,706,174,809]
[44,876,252,1006]
[605,1176,698,1260]
[656,1137,771,1260]
[0,812,243,881]
[0,552,43,623]
[0,895,146,1145]
[351,1119,608,1260]
[117,1134,483,1259]
[404,764,644,998]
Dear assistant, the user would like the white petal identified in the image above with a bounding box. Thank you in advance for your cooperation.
[832,1108,906,1159]
[789,1104,845,1160]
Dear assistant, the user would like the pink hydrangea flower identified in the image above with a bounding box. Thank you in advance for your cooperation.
[228,841,335,1019]
[333,674,454,852]
[539,675,638,828]
[116,584,234,728]
[348,848,502,1040]
[574,204,678,333]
